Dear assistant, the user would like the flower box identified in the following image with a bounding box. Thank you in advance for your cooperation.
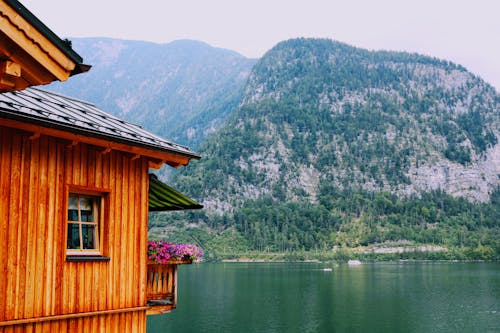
[145,241,201,315]
[147,240,203,264]
[147,259,192,265]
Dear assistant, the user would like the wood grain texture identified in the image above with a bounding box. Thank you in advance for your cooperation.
[0,126,151,332]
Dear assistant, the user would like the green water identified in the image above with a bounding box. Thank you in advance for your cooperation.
[147,262,499,333]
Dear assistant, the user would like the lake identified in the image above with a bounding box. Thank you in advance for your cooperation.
[147,262,499,333]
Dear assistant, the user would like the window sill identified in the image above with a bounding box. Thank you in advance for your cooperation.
[66,255,110,262]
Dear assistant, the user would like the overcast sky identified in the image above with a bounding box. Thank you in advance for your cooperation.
[21,0,500,91]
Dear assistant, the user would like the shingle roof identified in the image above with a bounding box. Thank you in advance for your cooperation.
[0,87,199,159]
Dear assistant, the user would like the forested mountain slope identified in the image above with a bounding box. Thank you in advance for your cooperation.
[44,37,499,259]
[165,38,499,259]
[46,38,256,148]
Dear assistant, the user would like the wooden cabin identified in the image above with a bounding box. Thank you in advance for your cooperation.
[0,1,201,332]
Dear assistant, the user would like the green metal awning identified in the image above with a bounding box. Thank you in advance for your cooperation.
[148,174,203,211]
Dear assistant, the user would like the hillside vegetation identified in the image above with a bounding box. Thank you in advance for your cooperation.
[48,37,499,260]
[159,39,499,260]
[47,38,256,149]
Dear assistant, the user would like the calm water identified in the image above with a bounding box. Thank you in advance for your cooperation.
[147,262,499,333]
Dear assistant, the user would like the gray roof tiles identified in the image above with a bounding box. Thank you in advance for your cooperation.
[0,88,199,159]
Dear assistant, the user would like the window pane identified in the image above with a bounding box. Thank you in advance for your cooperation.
[82,224,97,249]
[81,210,94,222]
[67,223,80,249]
[67,192,102,253]
[68,195,79,221]
[68,195,78,210]
[68,209,78,221]
[80,197,95,222]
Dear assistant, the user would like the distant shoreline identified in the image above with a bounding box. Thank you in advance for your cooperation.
[219,258,496,263]
[206,244,498,262]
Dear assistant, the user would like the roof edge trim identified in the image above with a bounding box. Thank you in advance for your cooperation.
[4,0,84,64]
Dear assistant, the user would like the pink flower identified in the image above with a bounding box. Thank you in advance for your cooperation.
[148,240,203,263]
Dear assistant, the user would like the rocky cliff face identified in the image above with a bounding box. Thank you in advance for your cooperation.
[405,143,499,202]
[180,38,499,214]
[46,37,499,207]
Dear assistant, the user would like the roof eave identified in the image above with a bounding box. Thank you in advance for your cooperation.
[0,110,200,163]
[4,0,84,65]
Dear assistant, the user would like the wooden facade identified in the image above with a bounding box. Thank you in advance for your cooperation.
[0,127,151,332]
[0,2,200,331]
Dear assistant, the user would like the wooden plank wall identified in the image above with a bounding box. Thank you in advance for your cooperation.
[0,126,150,332]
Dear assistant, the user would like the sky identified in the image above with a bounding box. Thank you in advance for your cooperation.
[20,0,500,91]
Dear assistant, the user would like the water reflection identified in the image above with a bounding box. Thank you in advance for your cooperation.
[148,262,499,333]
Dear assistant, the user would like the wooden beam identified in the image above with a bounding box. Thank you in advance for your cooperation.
[28,131,40,140]
[148,159,165,170]
[0,32,55,90]
[146,305,174,316]
[0,60,21,77]
[0,3,76,72]
[0,118,193,167]
[166,161,182,168]
[0,60,21,90]
[0,2,76,82]
[0,75,15,89]
[0,306,149,326]
[97,147,112,155]
[64,139,78,149]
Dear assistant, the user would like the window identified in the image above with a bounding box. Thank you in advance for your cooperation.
[67,193,102,254]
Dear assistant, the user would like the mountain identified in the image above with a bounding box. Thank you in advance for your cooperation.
[44,37,499,259]
[165,38,499,259]
[45,38,256,149]
[178,38,499,207]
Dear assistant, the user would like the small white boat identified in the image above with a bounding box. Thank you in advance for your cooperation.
[323,268,333,272]
[347,260,362,266]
